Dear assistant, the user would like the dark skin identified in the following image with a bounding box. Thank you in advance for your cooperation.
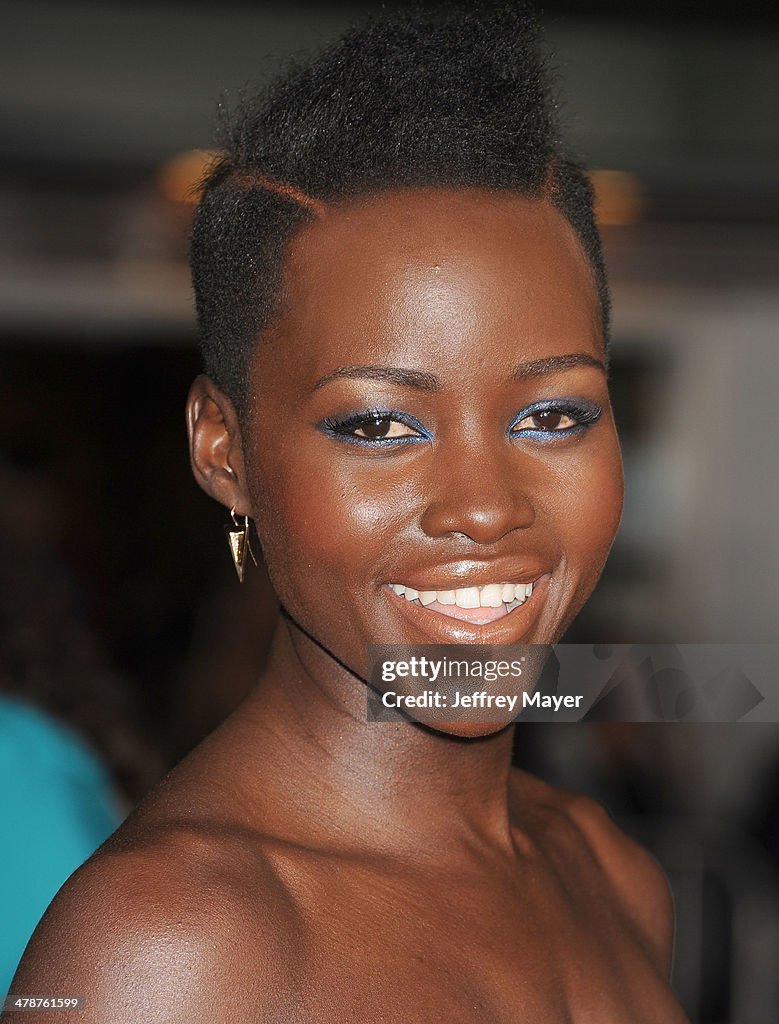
[5,190,690,1022]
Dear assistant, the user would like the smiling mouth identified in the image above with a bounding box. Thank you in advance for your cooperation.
[385,581,536,625]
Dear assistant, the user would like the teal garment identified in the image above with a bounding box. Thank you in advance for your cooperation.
[0,696,122,997]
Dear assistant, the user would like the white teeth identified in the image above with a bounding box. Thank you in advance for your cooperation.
[455,587,481,609]
[480,584,503,607]
[389,580,538,608]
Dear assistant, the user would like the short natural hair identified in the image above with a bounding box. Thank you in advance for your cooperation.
[191,4,609,413]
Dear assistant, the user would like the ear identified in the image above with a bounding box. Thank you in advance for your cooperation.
[186,375,250,515]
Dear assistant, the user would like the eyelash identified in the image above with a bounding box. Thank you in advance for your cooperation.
[509,399,603,439]
[318,400,602,447]
[318,408,432,447]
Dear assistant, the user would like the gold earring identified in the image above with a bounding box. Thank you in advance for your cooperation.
[224,506,258,582]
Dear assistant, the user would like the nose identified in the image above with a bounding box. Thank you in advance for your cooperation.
[419,442,536,545]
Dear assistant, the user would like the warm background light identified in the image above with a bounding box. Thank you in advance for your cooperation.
[590,168,646,226]
[157,149,221,204]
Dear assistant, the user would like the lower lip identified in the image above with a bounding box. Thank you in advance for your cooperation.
[383,576,550,644]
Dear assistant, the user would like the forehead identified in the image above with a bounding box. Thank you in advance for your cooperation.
[264,188,603,378]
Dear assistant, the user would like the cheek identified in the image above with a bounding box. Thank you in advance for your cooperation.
[249,446,405,596]
[551,433,624,584]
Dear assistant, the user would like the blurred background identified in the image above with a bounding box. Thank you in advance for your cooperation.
[0,0,777,1019]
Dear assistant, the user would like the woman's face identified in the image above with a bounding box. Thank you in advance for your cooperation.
[233,189,622,681]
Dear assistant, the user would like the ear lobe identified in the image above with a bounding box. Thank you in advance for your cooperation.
[186,375,248,511]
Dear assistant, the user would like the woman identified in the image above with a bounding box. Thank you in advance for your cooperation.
[6,7,690,1021]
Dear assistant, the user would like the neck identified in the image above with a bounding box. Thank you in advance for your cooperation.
[231,615,519,859]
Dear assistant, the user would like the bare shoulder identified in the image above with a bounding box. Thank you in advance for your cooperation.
[564,788,674,972]
[515,770,674,977]
[4,821,303,1024]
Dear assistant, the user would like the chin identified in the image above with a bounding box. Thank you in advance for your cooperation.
[421,718,516,739]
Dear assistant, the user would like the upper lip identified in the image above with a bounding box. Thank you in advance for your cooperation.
[384,562,549,591]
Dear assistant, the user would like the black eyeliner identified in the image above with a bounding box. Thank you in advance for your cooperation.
[508,397,603,437]
[316,407,433,446]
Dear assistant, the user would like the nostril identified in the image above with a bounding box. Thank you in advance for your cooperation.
[419,493,535,545]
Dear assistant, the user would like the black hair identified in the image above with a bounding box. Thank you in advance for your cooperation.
[191,4,609,413]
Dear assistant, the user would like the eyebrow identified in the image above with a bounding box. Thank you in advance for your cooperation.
[312,365,442,391]
[312,353,605,392]
[513,353,606,378]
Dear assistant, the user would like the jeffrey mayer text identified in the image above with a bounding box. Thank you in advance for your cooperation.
[381,691,584,713]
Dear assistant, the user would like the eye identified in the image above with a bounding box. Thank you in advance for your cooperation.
[512,410,579,432]
[353,416,420,440]
[509,400,602,437]
[318,409,431,445]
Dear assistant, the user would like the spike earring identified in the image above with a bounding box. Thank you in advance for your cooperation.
[224,506,258,582]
